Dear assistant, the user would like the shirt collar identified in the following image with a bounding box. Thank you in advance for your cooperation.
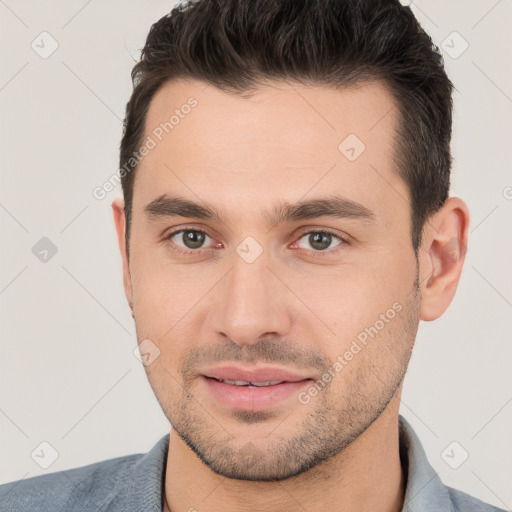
[399,414,452,511]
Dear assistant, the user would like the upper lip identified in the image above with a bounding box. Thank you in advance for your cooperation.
[201,365,312,383]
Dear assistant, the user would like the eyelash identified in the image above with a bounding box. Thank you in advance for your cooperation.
[163,226,349,258]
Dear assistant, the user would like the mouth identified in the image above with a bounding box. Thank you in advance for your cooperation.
[199,366,313,411]
[201,365,312,384]
[205,377,292,387]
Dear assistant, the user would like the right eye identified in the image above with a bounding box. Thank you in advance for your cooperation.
[164,228,221,255]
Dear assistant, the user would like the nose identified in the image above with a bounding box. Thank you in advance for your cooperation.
[209,252,292,346]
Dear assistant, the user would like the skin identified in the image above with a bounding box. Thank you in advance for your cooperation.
[112,78,469,512]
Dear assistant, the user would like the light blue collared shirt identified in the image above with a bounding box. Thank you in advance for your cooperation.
[0,415,506,511]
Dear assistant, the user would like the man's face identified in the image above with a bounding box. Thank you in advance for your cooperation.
[121,78,421,481]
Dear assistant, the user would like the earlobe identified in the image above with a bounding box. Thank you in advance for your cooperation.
[418,197,470,321]
[111,197,134,312]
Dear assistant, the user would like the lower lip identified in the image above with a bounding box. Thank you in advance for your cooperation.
[201,376,311,411]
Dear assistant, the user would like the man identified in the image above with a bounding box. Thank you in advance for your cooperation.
[0,0,505,511]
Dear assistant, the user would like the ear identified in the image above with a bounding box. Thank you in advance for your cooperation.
[111,197,134,314]
[418,197,470,321]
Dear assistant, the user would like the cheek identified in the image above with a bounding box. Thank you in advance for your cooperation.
[287,254,416,361]
[132,273,175,332]
[290,261,409,328]
[130,255,221,340]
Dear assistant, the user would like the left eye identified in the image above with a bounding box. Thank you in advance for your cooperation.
[296,231,343,251]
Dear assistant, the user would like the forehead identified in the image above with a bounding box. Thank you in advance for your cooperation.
[133,78,408,225]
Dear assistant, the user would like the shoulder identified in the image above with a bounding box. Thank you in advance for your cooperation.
[398,415,506,512]
[0,452,143,512]
[446,484,508,512]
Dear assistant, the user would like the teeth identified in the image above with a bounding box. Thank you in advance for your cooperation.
[224,380,250,386]
[220,379,283,387]
[250,380,283,387]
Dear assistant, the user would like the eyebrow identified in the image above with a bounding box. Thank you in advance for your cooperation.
[143,194,376,225]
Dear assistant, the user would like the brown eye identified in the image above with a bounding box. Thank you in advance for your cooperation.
[167,229,212,250]
[182,230,206,249]
[296,231,342,252]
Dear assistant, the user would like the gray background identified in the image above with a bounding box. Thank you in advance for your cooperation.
[1,0,511,508]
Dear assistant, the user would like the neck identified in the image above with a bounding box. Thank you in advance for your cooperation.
[164,397,405,512]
